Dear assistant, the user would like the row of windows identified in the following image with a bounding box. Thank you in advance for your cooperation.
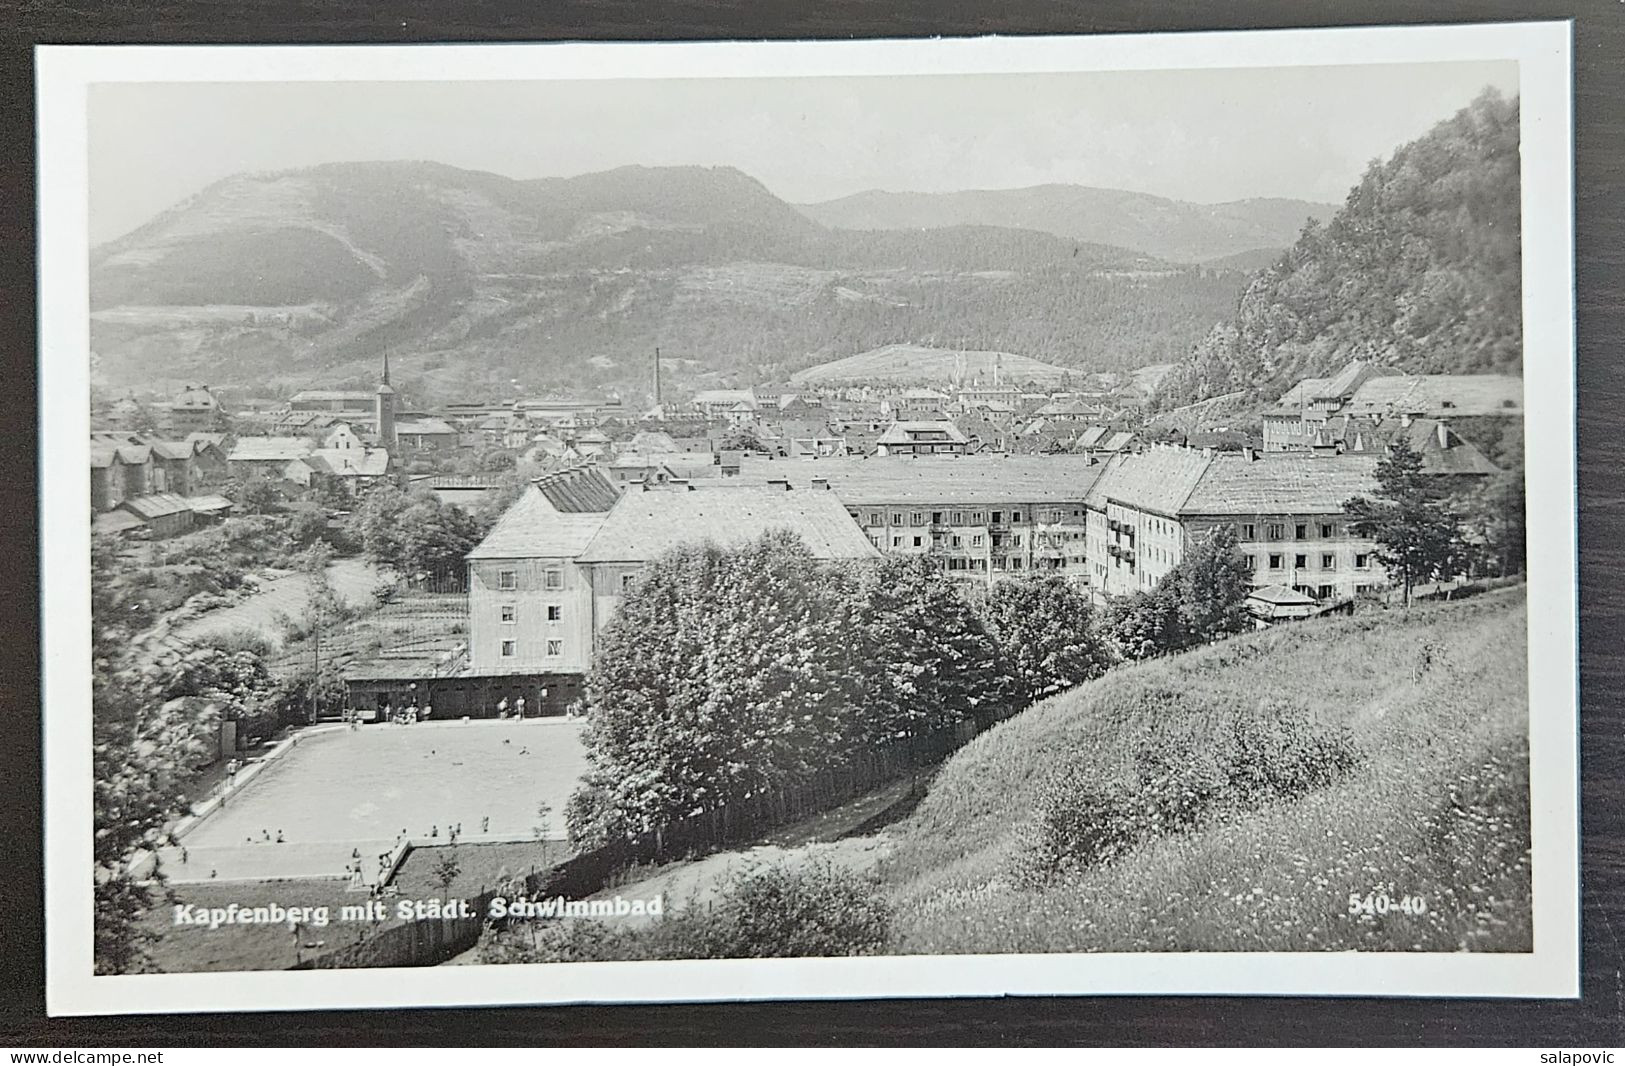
[1238,522,1341,542]
[499,638,564,658]
[496,568,563,591]
[876,530,1060,550]
[860,507,1088,527]
[497,570,637,592]
[499,604,564,623]
[1248,552,1372,571]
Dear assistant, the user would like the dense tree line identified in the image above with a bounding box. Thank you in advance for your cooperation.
[566,532,1264,847]
[1157,88,1522,409]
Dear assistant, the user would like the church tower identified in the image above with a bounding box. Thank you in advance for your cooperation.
[375,352,397,448]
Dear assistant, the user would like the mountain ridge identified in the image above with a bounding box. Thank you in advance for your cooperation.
[796,184,1337,265]
[87,161,1265,395]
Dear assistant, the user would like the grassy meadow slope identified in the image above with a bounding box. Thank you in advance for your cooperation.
[882,587,1531,954]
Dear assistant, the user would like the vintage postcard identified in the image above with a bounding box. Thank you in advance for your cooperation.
[38,23,1577,1014]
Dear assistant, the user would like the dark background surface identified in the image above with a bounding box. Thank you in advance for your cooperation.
[0,0,1620,1047]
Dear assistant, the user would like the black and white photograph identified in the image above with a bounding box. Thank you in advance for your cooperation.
[36,23,1578,1014]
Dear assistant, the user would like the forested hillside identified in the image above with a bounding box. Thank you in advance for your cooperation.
[798,186,1335,264]
[1155,89,1522,409]
[88,162,1251,395]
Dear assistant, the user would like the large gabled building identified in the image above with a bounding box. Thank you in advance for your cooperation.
[1084,445,1387,605]
[743,455,1101,583]
[463,470,876,713]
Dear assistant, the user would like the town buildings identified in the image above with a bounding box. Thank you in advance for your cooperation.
[874,420,970,457]
[1084,445,1387,604]
[89,432,234,538]
[739,455,1100,582]
[464,469,876,712]
[1263,360,1520,452]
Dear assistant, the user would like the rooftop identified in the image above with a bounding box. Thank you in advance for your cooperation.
[1248,584,1318,606]
[228,437,315,462]
[1180,452,1381,516]
[1085,446,1215,516]
[738,455,1103,504]
[309,448,391,477]
[577,485,878,564]
[465,468,619,561]
[877,421,969,446]
[1345,374,1524,417]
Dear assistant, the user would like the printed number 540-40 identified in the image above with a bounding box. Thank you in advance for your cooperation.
[1347,892,1427,916]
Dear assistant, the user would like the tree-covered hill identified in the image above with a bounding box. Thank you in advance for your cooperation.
[87,161,1252,396]
[1155,88,1522,410]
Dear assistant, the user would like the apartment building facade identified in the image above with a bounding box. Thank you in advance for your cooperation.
[745,455,1100,582]
[1085,445,1387,604]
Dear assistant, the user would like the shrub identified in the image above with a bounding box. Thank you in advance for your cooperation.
[1011,700,1360,886]
[477,860,891,964]
[699,861,892,958]
[193,626,277,660]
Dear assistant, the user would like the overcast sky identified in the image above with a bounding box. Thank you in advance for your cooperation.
[89,61,1517,245]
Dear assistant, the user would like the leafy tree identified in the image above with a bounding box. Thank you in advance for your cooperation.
[850,554,1014,736]
[717,424,766,452]
[1466,466,1526,578]
[1104,526,1253,660]
[472,469,532,534]
[974,574,1110,706]
[1103,585,1184,662]
[1344,439,1474,605]
[479,448,518,472]
[234,478,280,515]
[348,484,483,582]
[91,539,220,973]
[432,854,462,895]
[570,534,863,845]
[1168,525,1255,643]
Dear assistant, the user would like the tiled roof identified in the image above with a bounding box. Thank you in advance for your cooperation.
[738,455,1103,505]
[1276,376,1332,407]
[1075,426,1109,448]
[1348,417,1501,476]
[92,511,146,534]
[1322,360,1376,399]
[311,447,390,477]
[467,475,617,561]
[122,493,194,519]
[148,441,195,461]
[229,437,315,462]
[185,494,235,512]
[877,421,969,445]
[626,431,679,453]
[577,485,878,564]
[395,418,457,436]
[694,389,757,407]
[1180,453,1381,516]
[536,466,621,514]
[1085,446,1214,516]
[1345,375,1523,417]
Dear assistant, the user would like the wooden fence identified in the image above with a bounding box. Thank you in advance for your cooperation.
[291,712,1002,970]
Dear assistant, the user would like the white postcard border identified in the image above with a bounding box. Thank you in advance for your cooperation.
[37,21,1578,1015]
